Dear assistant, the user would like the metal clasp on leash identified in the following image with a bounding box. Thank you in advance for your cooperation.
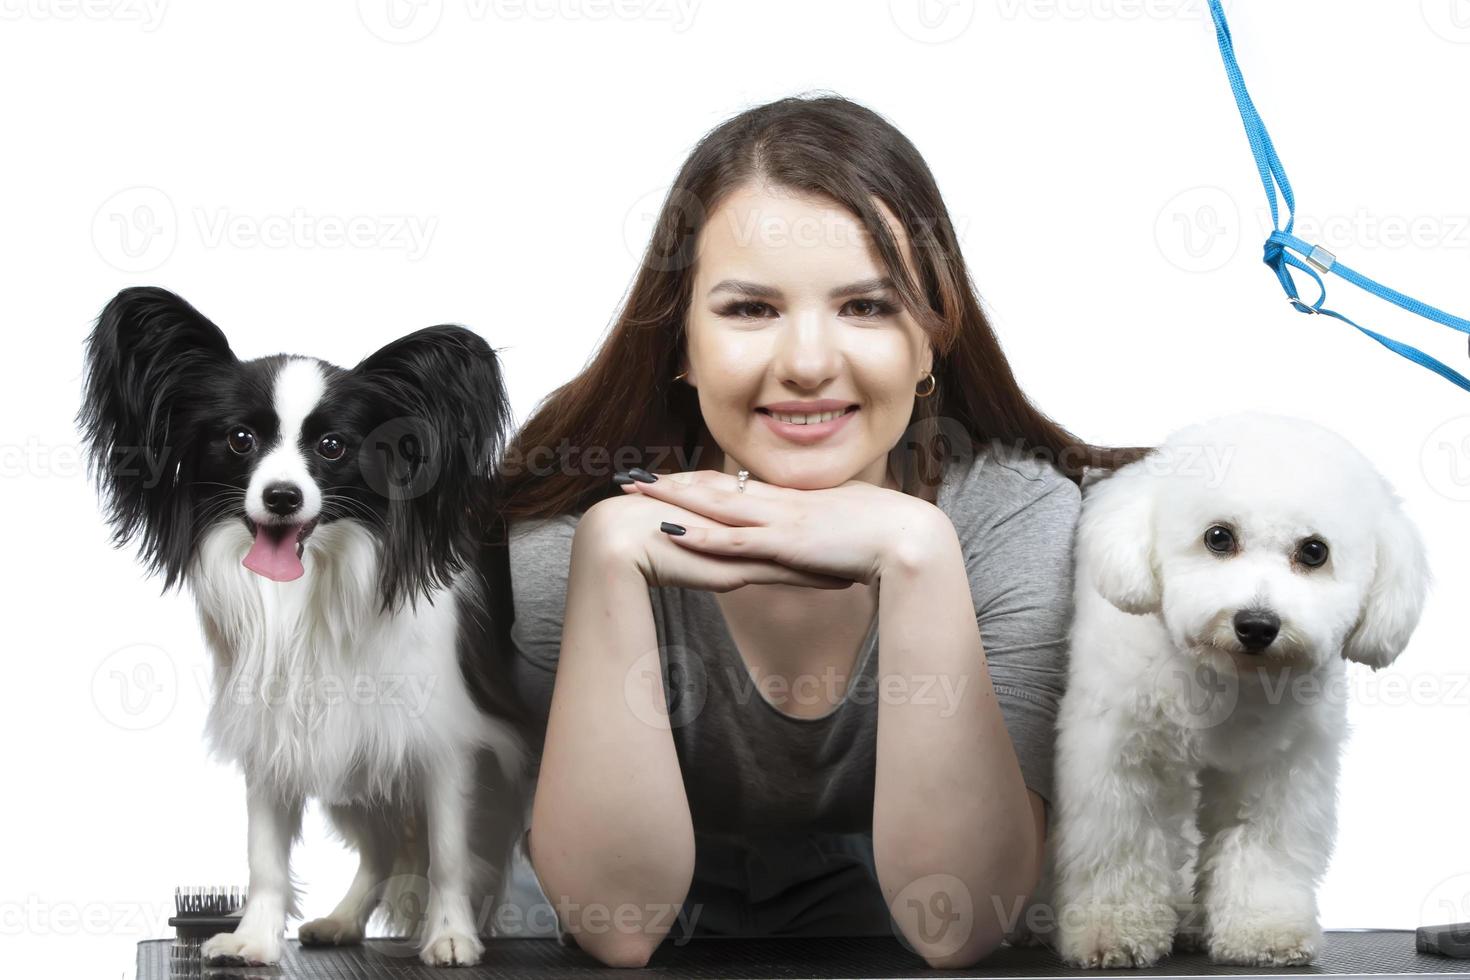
[1305,244,1335,274]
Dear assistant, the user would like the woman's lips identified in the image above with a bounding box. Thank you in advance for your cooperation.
[755,406,858,444]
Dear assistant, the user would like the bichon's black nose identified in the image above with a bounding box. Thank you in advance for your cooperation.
[264,482,303,516]
[1233,609,1280,652]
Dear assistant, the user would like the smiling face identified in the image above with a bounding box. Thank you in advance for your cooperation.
[677,180,935,491]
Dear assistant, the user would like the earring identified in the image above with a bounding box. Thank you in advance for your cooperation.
[915,371,937,397]
[673,371,689,382]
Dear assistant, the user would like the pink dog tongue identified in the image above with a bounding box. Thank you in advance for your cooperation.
[243,524,304,582]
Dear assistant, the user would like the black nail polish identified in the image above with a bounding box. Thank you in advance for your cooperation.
[660,521,686,536]
[629,467,658,483]
[613,471,635,485]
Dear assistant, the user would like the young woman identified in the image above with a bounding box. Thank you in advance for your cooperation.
[493,93,1151,968]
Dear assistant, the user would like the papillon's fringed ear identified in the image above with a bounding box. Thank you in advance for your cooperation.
[77,286,237,589]
[1343,492,1432,671]
[1076,459,1161,615]
[352,324,511,613]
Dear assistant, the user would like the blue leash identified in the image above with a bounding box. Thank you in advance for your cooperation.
[1206,0,1470,393]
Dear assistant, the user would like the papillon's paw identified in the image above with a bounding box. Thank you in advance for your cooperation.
[1056,902,1176,969]
[202,929,282,966]
[1207,918,1321,967]
[420,929,485,967]
[299,916,364,946]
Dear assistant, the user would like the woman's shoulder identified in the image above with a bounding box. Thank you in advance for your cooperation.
[936,440,1082,545]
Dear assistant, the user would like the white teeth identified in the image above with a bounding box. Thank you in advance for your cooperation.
[768,408,852,425]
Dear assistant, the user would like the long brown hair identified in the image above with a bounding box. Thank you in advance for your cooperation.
[496,92,1152,523]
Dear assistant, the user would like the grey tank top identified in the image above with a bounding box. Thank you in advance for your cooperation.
[507,441,1081,838]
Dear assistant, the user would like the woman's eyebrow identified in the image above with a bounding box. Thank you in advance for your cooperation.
[707,277,895,300]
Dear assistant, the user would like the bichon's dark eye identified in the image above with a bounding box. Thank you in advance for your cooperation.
[1297,538,1329,568]
[1204,525,1236,554]
[227,427,256,455]
[317,434,346,461]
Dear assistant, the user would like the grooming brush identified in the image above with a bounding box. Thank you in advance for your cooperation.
[168,885,248,976]
[1417,922,1470,958]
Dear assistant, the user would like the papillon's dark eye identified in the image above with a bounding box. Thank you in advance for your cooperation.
[227,427,256,455]
[1297,538,1329,568]
[1204,524,1236,555]
[317,434,346,461]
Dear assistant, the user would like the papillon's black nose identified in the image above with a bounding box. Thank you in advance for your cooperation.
[264,482,303,516]
[1233,609,1280,652]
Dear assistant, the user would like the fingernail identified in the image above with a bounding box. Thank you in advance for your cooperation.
[660,521,685,536]
[629,467,658,483]
[613,471,635,485]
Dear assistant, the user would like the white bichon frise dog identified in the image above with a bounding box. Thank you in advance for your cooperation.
[1024,411,1431,969]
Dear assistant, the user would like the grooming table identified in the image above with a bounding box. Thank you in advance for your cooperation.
[136,929,1470,979]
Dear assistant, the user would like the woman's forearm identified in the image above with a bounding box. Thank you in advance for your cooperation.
[871,515,1041,968]
[528,508,696,966]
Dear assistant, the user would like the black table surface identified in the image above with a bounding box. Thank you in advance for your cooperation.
[137,930,1470,979]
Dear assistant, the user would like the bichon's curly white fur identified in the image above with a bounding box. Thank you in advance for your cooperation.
[1017,411,1431,969]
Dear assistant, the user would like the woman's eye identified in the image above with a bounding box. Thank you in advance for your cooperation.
[1297,538,1329,568]
[227,427,256,455]
[717,300,777,319]
[1203,524,1236,555]
[842,297,897,319]
[317,434,346,461]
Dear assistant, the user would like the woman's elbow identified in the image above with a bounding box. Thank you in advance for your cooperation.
[882,849,1041,969]
[573,930,662,969]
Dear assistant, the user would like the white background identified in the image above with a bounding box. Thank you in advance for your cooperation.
[3,1,1469,976]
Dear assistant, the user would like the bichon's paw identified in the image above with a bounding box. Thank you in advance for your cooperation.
[202,929,282,966]
[1207,920,1321,966]
[299,916,364,946]
[420,929,485,967]
[1057,904,1176,969]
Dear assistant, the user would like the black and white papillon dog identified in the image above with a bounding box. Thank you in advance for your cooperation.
[79,287,536,967]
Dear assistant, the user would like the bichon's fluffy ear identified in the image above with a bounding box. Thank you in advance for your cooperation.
[1078,462,1160,615]
[1342,495,1432,671]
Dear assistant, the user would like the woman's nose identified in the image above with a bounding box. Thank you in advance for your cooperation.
[772,310,842,386]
